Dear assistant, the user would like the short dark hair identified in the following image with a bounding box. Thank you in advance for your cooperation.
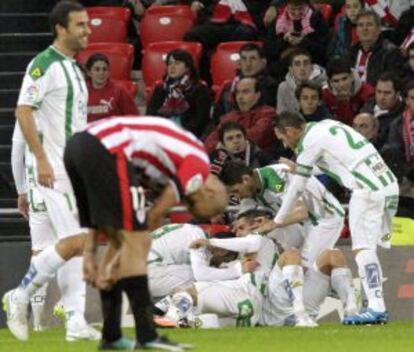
[272,111,306,132]
[326,57,352,79]
[289,48,312,67]
[220,161,253,186]
[377,71,402,92]
[85,53,109,71]
[236,76,261,93]
[49,0,85,38]
[166,48,199,81]
[286,0,310,5]
[295,80,322,100]
[356,9,382,27]
[405,80,414,97]
[218,121,247,143]
[236,207,274,222]
[239,42,265,58]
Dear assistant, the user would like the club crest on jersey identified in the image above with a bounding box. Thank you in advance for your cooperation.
[185,174,203,195]
[25,84,40,102]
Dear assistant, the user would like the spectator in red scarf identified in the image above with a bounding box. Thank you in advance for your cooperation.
[264,0,330,81]
[383,81,414,184]
[322,57,374,125]
[204,77,280,156]
[146,49,212,137]
[86,53,138,122]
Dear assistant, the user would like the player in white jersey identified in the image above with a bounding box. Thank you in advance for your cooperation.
[220,161,344,268]
[272,112,399,325]
[148,223,242,301]
[2,1,101,344]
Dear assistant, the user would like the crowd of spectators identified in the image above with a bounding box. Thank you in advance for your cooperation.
[80,0,414,198]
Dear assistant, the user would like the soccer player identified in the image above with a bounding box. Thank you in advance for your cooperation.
[63,116,228,350]
[3,1,100,342]
[271,111,399,325]
[149,223,242,301]
[220,161,344,268]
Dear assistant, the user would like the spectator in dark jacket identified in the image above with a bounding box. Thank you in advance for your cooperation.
[360,72,405,148]
[213,43,277,122]
[352,112,382,149]
[146,49,212,137]
[296,80,332,122]
[323,57,374,125]
[264,0,331,80]
[402,42,414,88]
[383,81,414,183]
[204,77,279,156]
[349,10,405,86]
[328,0,363,58]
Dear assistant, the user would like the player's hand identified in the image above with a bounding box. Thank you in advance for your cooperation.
[255,220,279,234]
[37,156,55,188]
[83,253,98,287]
[97,251,121,291]
[264,6,277,26]
[190,238,209,249]
[279,157,296,173]
[242,258,259,273]
[17,194,29,219]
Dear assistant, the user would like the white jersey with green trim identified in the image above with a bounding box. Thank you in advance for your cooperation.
[294,119,397,191]
[244,164,345,222]
[17,46,88,178]
[12,123,46,213]
[148,224,207,266]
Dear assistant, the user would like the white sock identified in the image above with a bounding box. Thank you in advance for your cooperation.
[331,267,357,315]
[15,246,65,303]
[282,265,305,314]
[355,249,386,312]
[171,291,194,319]
[30,280,49,328]
[57,256,86,322]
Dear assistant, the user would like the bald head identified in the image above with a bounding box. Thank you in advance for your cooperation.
[352,113,379,140]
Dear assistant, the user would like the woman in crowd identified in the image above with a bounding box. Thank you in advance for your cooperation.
[146,49,212,138]
[85,53,138,122]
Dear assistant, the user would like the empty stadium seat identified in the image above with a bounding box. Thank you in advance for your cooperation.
[77,43,134,81]
[142,41,202,98]
[140,5,195,48]
[113,80,138,98]
[210,41,262,94]
[87,7,131,43]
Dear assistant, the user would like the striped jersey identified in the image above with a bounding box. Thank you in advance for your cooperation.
[86,116,210,198]
[17,46,88,178]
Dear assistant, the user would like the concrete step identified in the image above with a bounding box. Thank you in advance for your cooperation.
[0,33,53,52]
[0,108,15,124]
[0,72,24,89]
[0,0,58,13]
[0,89,19,109]
[0,13,49,33]
[0,52,38,73]
[0,145,11,163]
[0,125,14,145]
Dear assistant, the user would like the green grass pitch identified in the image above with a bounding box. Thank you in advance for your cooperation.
[1,323,414,352]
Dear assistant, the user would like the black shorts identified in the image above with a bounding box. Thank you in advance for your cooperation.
[64,131,147,231]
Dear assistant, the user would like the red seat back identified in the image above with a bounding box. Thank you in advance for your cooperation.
[140,6,195,48]
[210,41,262,92]
[87,7,131,43]
[142,41,203,93]
[313,3,333,23]
[77,43,134,81]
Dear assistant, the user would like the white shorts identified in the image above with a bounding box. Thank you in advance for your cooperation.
[260,265,330,326]
[28,211,57,251]
[38,176,83,238]
[195,274,263,327]
[301,217,343,268]
[268,224,304,250]
[349,186,398,251]
[148,264,194,301]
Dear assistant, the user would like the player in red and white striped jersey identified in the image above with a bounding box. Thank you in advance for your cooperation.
[62,116,228,351]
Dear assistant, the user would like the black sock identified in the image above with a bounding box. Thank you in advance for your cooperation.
[99,283,123,343]
[119,275,158,345]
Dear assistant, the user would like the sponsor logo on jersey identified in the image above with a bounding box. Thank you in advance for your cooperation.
[366,263,380,289]
[30,67,43,79]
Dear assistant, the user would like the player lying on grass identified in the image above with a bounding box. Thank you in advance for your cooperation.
[160,209,357,328]
[220,161,344,268]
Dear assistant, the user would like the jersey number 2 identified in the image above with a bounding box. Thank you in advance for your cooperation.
[329,126,368,150]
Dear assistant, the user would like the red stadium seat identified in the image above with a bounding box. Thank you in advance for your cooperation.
[77,43,134,81]
[87,7,131,43]
[142,41,203,98]
[313,3,333,23]
[210,41,262,93]
[140,6,195,48]
[113,80,138,98]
